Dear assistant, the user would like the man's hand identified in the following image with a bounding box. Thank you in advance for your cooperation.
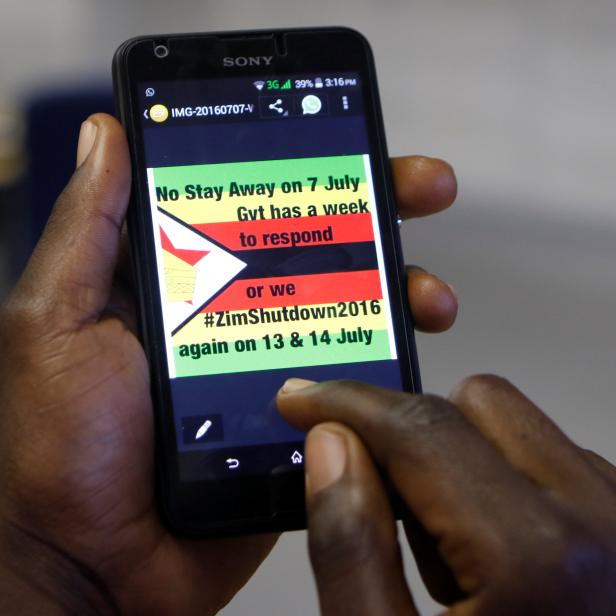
[0,113,457,615]
[278,377,616,615]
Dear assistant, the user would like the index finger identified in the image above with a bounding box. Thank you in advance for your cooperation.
[277,379,558,595]
[391,156,457,219]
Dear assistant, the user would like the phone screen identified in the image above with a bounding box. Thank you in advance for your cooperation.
[137,73,407,483]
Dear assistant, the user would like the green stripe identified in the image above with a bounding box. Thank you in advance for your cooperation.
[153,155,366,194]
[173,329,390,377]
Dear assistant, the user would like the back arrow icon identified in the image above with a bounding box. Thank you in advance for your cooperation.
[143,109,149,120]
[226,458,240,469]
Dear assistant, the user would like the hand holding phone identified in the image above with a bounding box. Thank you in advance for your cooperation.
[0,106,455,612]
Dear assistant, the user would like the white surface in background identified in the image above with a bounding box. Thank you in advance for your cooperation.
[0,0,614,225]
[0,2,614,614]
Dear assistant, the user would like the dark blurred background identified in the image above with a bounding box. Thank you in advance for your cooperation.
[0,1,614,613]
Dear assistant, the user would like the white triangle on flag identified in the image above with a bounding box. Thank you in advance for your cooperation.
[158,211,247,332]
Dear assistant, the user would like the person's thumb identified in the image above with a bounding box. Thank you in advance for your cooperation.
[16,113,131,329]
[306,422,418,616]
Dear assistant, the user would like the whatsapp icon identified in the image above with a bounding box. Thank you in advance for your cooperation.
[301,94,323,115]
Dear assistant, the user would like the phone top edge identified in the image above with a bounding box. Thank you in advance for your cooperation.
[113,26,373,56]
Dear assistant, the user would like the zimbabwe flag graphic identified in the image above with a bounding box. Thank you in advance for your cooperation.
[148,154,398,378]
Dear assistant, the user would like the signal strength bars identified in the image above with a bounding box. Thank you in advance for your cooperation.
[253,80,265,91]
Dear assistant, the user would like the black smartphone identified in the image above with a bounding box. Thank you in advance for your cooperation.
[113,27,421,536]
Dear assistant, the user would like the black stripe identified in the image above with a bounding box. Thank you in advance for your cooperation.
[234,242,378,279]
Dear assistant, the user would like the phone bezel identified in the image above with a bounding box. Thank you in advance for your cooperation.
[113,27,421,536]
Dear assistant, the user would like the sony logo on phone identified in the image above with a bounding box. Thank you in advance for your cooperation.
[222,56,274,67]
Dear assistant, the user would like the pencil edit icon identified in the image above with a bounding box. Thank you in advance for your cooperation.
[195,419,213,440]
[181,415,224,445]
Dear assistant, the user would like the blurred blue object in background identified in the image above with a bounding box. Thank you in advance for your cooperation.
[22,84,114,267]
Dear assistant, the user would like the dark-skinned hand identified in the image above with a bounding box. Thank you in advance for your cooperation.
[278,376,616,615]
[0,113,457,615]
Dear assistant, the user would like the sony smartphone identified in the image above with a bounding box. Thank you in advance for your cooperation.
[113,27,420,536]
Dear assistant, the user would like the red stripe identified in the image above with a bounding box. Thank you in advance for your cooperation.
[194,214,373,251]
[203,270,383,312]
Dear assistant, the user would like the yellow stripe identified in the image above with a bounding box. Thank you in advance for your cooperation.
[172,302,388,343]
[158,184,371,224]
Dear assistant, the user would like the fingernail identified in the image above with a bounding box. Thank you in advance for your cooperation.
[306,428,347,495]
[280,378,316,394]
[76,120,98,169]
